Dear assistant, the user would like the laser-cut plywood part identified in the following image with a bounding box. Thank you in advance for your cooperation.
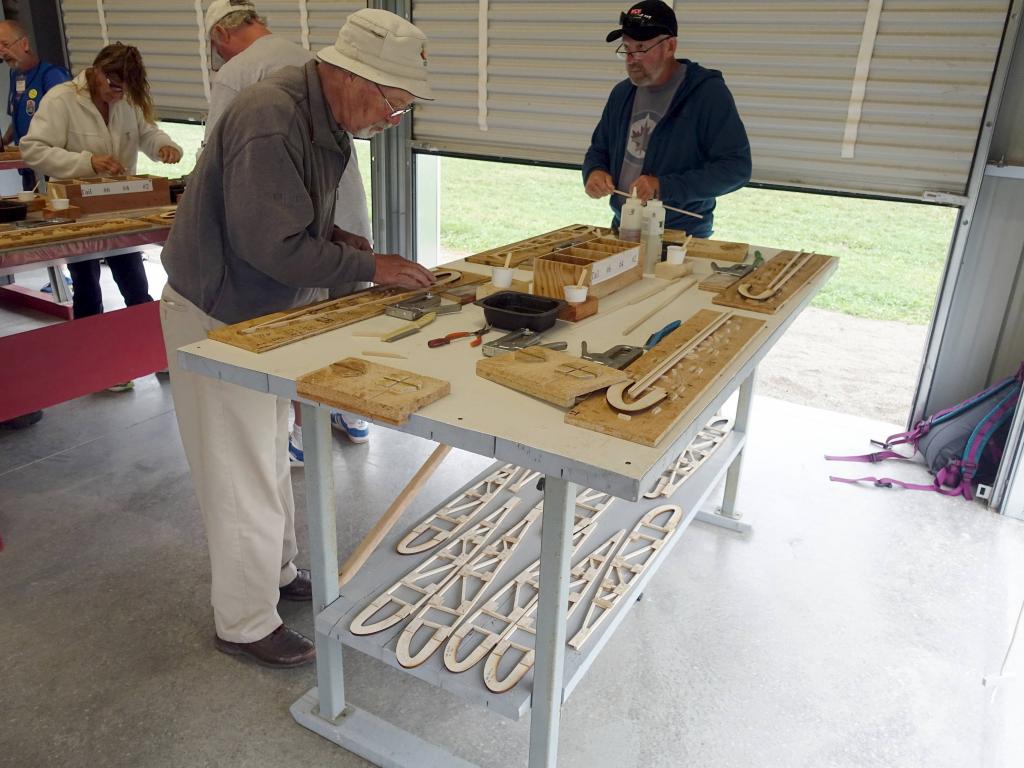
[713,250,835,314]
[395,502,542,668]
[443,489,614,675]
[296,358,449,426]
[568,504,682,651]
[466,224,609,268]
[476,347,630,408]
[349,499,519,636]
[663,230,748,262]
[643,417,732,499]
[396,464,526,554]
[566,310,765,446]
[483,529,624,693]
[208,269,487,353]
[0,217,159,250]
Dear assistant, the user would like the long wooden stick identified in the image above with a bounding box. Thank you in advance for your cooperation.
[612,189,703,220]
[338,443,453,587]
[622,276,697,336]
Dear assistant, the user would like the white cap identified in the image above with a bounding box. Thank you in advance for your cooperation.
[205,0,257,36]
[316,9,434,101]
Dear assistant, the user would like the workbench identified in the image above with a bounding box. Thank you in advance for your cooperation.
[176,248,835,767]
[0,208,173,422]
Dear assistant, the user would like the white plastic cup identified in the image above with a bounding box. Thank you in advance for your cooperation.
[666,245,687,265]
[50,198,70,210]
[491,266,513,289]
[563,285,589,304]
[16,191,35,201]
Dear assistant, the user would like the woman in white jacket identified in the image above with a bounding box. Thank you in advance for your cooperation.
[21,43,182,343]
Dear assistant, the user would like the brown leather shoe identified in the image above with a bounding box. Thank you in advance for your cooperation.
[279,568,312,602]
[215,624,315,668]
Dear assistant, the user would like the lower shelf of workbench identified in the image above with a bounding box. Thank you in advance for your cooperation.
[315,431,746,721]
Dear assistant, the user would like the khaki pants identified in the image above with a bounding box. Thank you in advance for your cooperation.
[160,284,297,643]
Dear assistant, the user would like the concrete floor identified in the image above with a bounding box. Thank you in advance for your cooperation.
[2,368,1024,766]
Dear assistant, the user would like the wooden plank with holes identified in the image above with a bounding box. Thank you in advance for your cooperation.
[465,224,611,268]
[0,217,161,251]
[663,230,749,262]
[712,251,835,314]
[207,269,488,353]
[565,309,765,446]
[476,347,630,408]
[296,357,450,425]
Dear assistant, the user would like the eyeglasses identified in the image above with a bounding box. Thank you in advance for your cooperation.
[104,75,124,93]
[0,36,25,49]
[375,83,413,119]
[615,36,670,60]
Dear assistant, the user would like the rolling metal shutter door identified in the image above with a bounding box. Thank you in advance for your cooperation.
[411,0,1011,199]
[59,1,365,121]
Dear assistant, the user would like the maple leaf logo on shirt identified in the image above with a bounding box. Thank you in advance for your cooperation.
[627,115,658,160]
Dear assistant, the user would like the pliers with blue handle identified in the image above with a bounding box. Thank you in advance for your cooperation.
[644,319,681,350]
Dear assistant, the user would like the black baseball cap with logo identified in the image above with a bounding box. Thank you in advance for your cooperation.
[606,0,678,42]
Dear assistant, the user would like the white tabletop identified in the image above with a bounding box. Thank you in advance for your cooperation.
[179,253,834,500]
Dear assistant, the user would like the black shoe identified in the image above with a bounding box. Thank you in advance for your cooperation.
[0,410,43,430]
[279,568,312,602]
[214,624,315,668]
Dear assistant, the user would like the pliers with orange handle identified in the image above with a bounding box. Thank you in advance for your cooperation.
[427,324,491,348]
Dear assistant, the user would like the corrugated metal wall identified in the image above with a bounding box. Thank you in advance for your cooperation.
[411,0,1011,199]
[59,0,365,121]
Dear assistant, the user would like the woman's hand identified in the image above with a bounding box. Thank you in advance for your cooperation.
[91,154,126,175]
[158,146,182,164]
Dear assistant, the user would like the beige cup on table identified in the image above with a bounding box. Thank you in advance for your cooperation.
[50,198,70,210]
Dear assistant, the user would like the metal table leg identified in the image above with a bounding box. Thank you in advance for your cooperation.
[47,265,72,305]
[528,475,577,767]
[291,405,479,767]
[696,368,755,533]
[301,403,345,717]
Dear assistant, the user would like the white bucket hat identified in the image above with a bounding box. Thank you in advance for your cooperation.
[316,9,434,101]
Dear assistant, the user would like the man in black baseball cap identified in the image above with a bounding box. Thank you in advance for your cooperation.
[606,0,678,42]
[584,0,751,238]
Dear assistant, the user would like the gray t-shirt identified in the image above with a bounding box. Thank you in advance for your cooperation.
[619,66,686,196]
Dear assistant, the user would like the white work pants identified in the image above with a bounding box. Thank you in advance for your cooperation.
[160,284,298,643]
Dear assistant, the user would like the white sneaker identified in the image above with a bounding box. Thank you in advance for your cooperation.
[288,426,304,467]
[330,411,369,444]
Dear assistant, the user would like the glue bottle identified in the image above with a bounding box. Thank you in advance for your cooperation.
[619,191,643,242]
[640,199,665,275]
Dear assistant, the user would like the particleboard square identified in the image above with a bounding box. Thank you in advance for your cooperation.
[297,357,450,425]
[476,347,630,408]
[565,309,765,446]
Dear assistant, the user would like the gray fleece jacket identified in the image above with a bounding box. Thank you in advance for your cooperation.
[161,61,375,324]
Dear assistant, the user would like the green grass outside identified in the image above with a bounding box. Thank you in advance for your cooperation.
[146,122,956,326]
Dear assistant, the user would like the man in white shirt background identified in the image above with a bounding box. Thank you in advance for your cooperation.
[204,0,374,459]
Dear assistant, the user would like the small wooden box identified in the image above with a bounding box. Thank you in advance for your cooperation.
[47,174,171,214]
[532,238,641,300]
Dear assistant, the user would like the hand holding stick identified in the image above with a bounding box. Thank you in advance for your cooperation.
[612,189,703,220]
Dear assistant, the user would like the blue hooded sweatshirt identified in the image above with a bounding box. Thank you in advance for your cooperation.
[582,59,751,238]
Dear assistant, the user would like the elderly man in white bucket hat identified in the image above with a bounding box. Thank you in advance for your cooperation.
[159,9,436,669]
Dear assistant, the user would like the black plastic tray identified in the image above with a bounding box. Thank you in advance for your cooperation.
[475,291,565,332]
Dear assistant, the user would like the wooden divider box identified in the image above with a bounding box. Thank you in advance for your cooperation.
[532,238,641,299]
[47,174,171,214]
